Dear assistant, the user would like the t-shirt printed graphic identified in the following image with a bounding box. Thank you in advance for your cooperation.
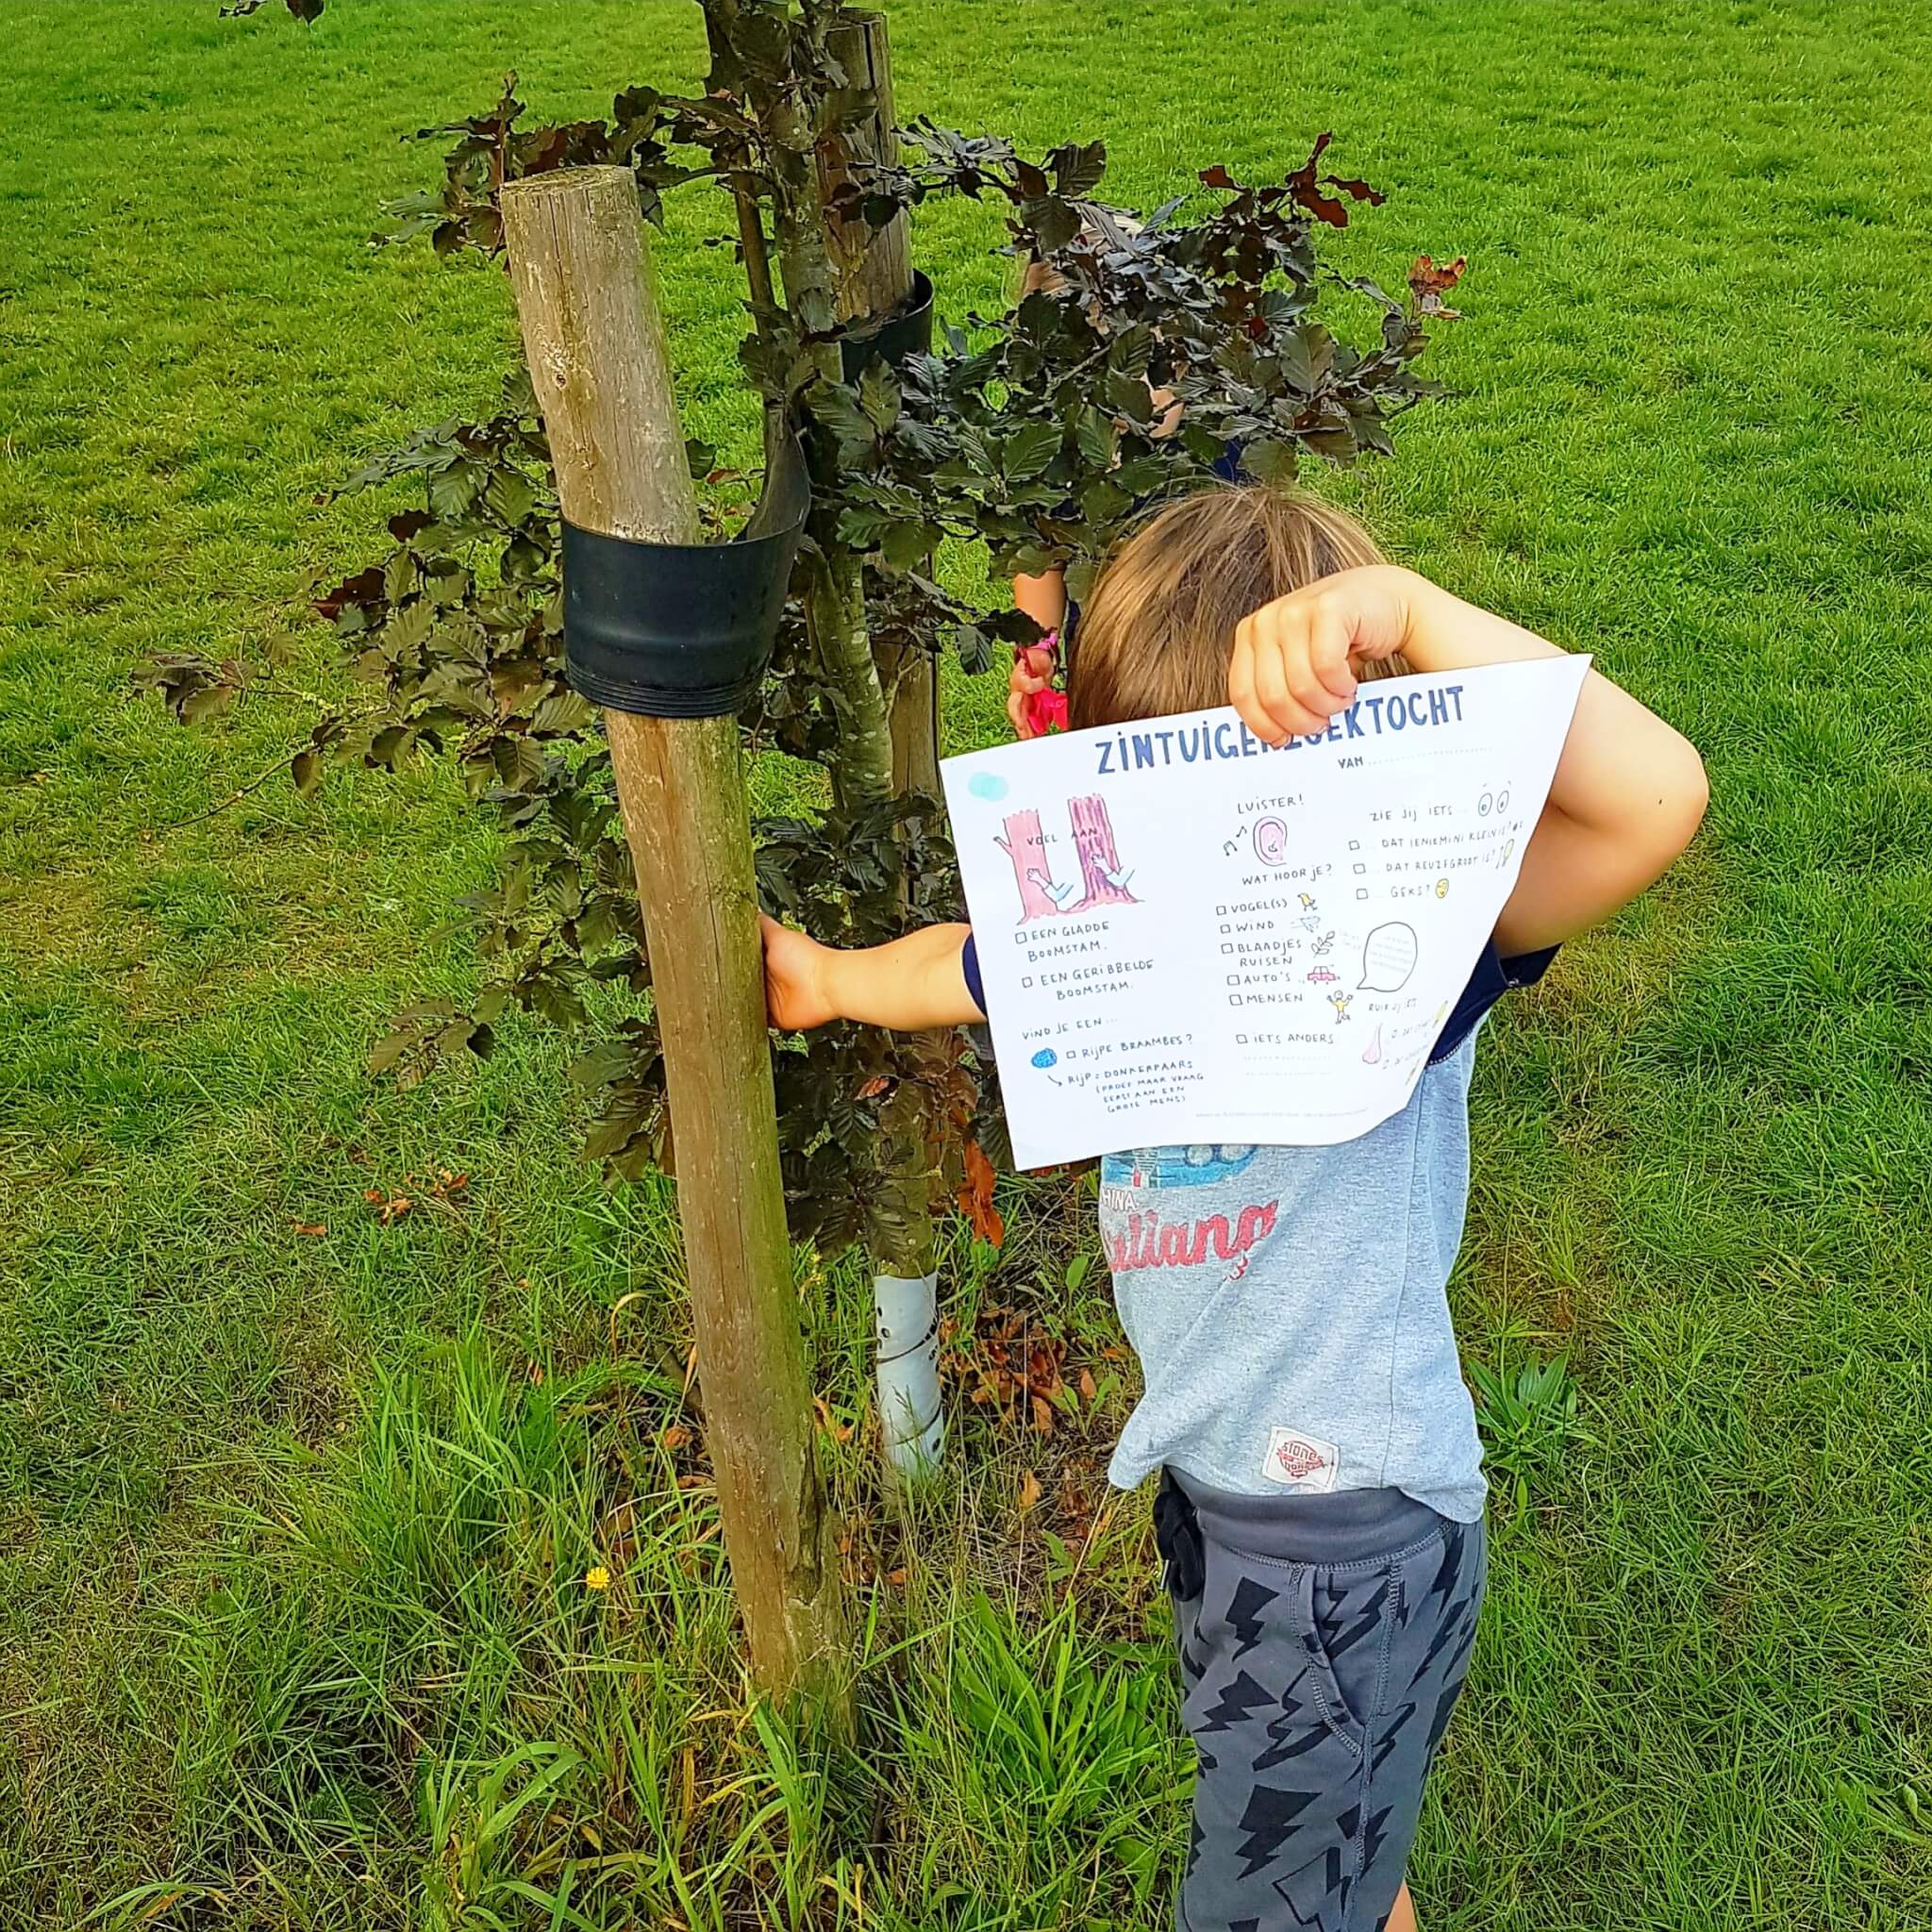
[1099,1145,1277,1278]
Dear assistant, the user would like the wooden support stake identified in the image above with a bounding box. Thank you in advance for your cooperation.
[499,166,849,1716]
[820,11,916,326]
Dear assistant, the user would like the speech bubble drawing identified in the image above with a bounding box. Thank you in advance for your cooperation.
[1252,816,1291,867]
[1358,922,1418,993]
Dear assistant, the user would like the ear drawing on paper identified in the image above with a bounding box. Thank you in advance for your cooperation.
[1252,816,1291,866]
[996,796,1137,922]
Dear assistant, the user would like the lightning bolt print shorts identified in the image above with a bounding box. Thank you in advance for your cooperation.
[1156,1470,1487,1932]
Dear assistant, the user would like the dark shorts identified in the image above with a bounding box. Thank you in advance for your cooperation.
[1156,1471,1487,1932]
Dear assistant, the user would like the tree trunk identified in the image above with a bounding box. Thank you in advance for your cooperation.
[765,18,948,1478]
[499,166,850,1721]
[821,10,941,806]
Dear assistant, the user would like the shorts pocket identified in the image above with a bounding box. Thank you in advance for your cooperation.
[1292,1559,1374,1740]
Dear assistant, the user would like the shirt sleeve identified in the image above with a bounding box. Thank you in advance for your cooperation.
[960,929,987,1017]
[1427,940,1559,1065]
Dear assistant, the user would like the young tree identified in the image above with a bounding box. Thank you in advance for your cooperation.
[151,0,1461,1498]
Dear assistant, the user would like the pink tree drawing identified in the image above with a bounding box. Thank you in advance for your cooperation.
[1069,794,1138,909]
[995,808,1067,923]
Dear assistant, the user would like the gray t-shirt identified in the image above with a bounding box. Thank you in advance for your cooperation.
[1095,1032,1487,1521]
[960,933,1555,1524]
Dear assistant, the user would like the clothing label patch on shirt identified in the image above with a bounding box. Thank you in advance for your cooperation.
[1261,1426,1341,1492]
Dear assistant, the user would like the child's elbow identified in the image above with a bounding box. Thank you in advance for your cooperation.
[1654,742,1709,860]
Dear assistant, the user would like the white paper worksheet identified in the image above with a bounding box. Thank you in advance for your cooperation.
[940,656,1591,1168]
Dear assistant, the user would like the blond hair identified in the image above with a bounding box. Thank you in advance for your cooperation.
[1067,486,1400,730]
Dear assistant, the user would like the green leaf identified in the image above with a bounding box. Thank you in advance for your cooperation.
[426,461,484,520]
[570,1040,639,1091]
[1048,139,1108,200]
[529,691,595,736]
[366,1026,414,1078]
[858,361,901,434]
[482,465,536,527]
[1240,439,1299,485]
[491,735,546,792]
[880,520,933,572]
[383,547,422,605]
[1072,406,1116,469]
[1279,322,1333,393]
[812,381,874,450]
[291,747,322,798]
[1003,421,1059,482]
[1080,476,1131,522]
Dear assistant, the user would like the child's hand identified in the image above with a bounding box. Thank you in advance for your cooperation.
[1006,641,1060,740]
[759,915,837,1031]
[1228,565,1415,745]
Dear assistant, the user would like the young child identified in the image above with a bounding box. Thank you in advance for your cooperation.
[760,486,1707,1932]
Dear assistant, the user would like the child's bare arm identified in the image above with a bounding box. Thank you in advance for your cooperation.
[760,916,986,1032]
[1227,565,1708,952]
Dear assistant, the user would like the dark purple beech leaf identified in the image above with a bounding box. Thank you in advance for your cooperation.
[1323,174,1386,208]
[1048,139,1107,199]
[1286,132,1355,228]
[1199,164,1238,191]
[1027,195,1082,255]
[313,565,386,625]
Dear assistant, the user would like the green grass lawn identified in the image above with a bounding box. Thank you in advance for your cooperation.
[5,1,1931,1925]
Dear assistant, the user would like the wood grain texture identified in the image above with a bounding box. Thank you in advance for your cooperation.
[821,12,915,324]
[500,167,850,1714]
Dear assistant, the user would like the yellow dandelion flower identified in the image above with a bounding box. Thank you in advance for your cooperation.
[585,1565,611,1591]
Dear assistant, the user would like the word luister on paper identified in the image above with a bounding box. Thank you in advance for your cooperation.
[940,656,1591,1169]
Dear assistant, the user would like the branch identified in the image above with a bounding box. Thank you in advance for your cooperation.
[146,744,308,836]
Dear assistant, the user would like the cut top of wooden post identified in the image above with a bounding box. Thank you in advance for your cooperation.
[499,168,699,545]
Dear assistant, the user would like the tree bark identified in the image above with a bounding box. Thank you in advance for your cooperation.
[821,10,940,803]
[500,166,850,1720]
